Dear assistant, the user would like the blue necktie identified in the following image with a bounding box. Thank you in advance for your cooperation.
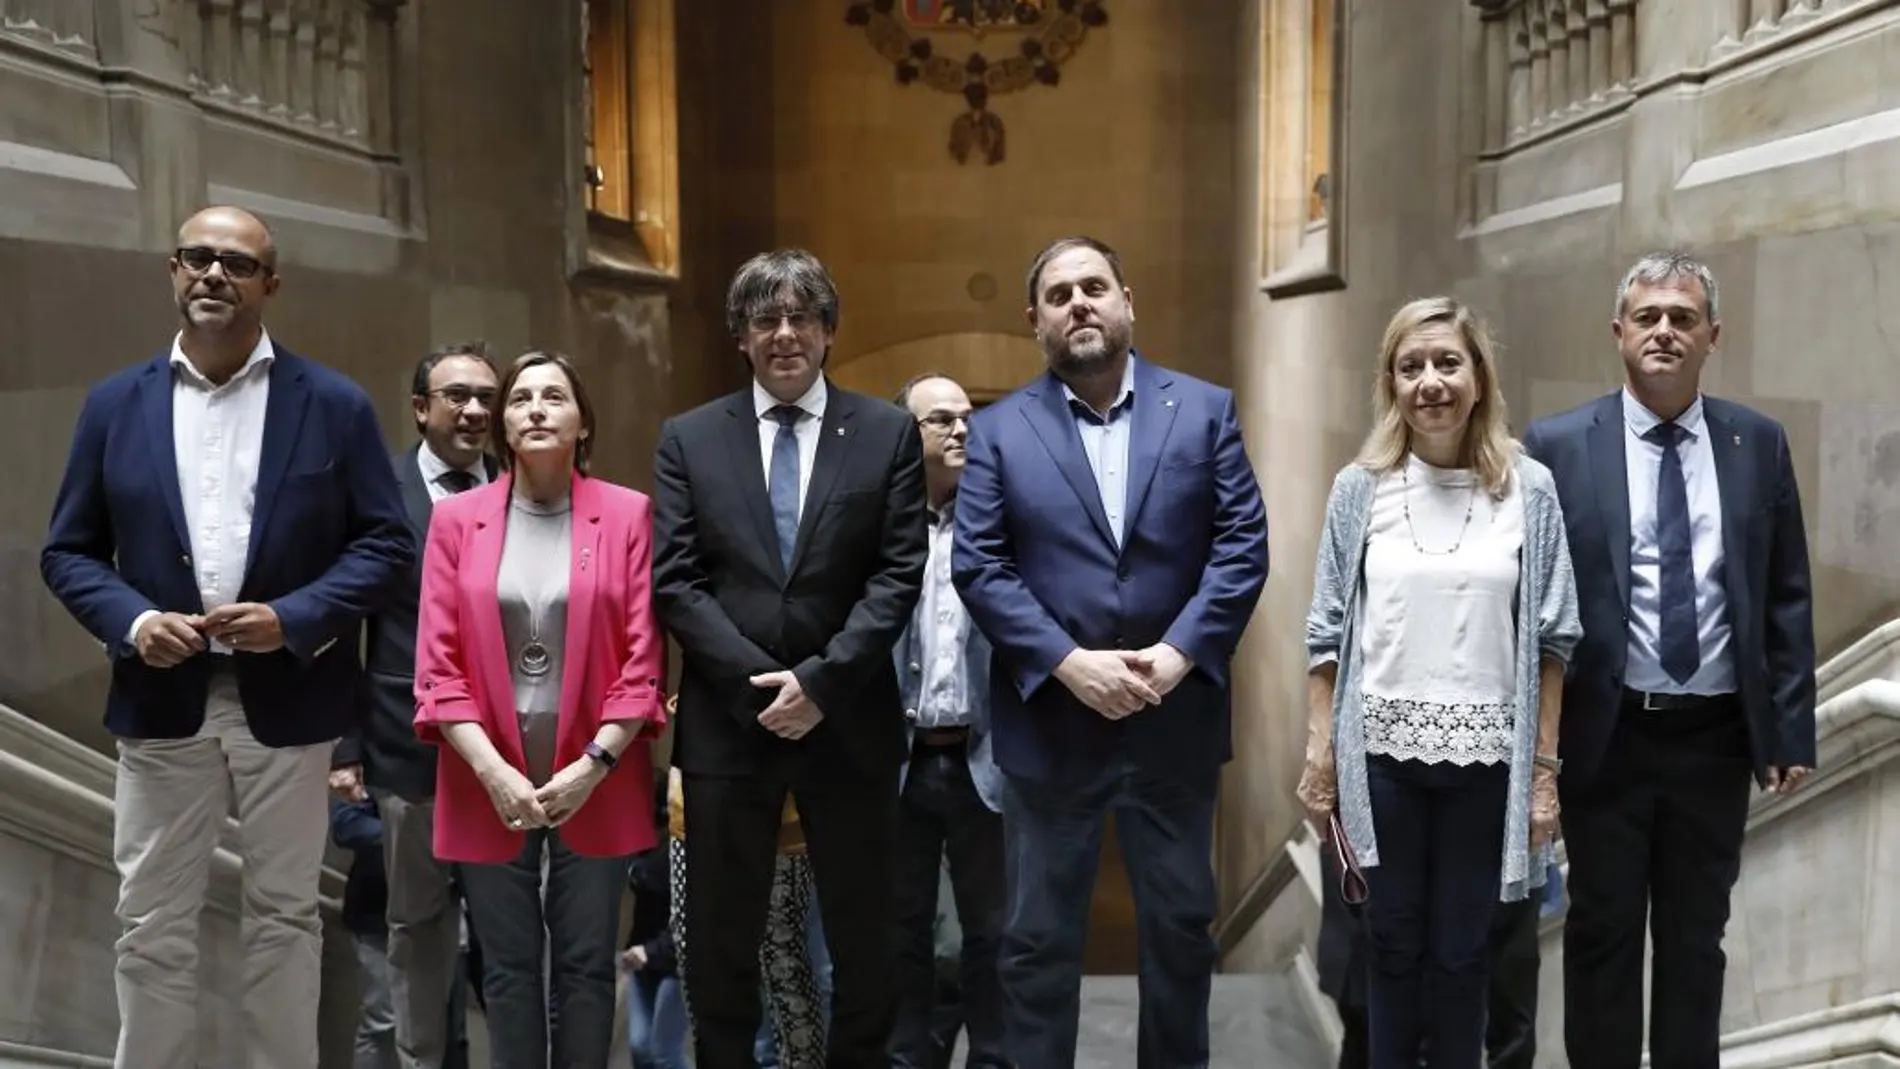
[1647,421,1699,684]
[768,404,802,572]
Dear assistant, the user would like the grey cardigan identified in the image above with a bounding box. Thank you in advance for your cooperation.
[1305,452,1582,901]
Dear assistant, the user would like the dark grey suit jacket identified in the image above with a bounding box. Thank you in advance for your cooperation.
[1522,392,1817,788]
[333,444,498,797]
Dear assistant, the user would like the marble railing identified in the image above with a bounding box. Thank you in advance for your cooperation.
[1474,0,1638,155]
[0,0,405,159]
[0,700,356,1066]
[0,0,98,62]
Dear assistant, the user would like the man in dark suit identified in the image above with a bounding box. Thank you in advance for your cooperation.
[1521,251,1817,1069]
[952,236,1270,1068]
[889,371,1008,1069]
[330,341,499,1069]
[652,248,928,1068]
[40,206,412,1069]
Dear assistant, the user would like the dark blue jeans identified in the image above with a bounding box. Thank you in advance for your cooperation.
[999,761,1218,1069]
[1362,756,1509,1069]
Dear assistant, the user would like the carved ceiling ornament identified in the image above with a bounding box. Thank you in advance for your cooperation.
[845,0,1108,165]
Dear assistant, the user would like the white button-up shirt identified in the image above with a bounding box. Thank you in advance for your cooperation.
[1622,388,1736,694]
[753,375,827,519]
[128,330,276,654]
[1062,357,1136,546]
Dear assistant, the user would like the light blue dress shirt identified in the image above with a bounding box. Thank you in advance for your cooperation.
[1621,388,1736,695]
[1061,357,1137,547]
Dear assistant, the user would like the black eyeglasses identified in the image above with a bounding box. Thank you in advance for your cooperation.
[424,386,499,409]
[747,310,819,334]
[918,412,970,431]
[175,246,270,281]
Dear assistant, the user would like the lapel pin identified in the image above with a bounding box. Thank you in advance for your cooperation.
[835,427,846,436]
[1164,400,1176,408]
[580,547,591,571]
[1732,434,1741,446]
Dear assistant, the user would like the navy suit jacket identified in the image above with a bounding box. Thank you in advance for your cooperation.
[1522,392,1817,788]
[951,357,1270,785]
[40,347,414,748]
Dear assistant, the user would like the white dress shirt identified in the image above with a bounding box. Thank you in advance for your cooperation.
[753,375,827,519]
[1622,388,1736,695]
[909,502,973,729]
[416,441,490,503]
[127,330,277,654]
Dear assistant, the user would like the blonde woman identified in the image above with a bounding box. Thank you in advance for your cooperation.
[1295,298,1580,1069]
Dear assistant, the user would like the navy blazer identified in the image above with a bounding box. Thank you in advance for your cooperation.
[40,347,414,748]
[1522,392,1817,788]
[951,357,1270,785]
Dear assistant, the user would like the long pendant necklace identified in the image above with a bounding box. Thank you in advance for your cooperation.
[513,502,568,679]
[1401,462,1478,555]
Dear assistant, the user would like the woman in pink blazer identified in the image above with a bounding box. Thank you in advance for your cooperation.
[413,350,666,1069]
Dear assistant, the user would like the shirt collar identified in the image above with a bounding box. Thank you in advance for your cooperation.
[417,441,486,486]
[1060,354,1137,420]
[169,327,275,389]
[754,374,828,423]
[1621,386,1706,442]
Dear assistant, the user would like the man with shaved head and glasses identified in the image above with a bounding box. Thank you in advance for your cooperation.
[42,206,413,1069]
[653,248,928,1067]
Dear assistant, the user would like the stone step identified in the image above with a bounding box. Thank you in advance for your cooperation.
[1067,972,1332,1068]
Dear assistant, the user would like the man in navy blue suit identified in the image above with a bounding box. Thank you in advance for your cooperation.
[41,206,412,1069]
[1521,252,1816,1069]
[952,236,1270,1068]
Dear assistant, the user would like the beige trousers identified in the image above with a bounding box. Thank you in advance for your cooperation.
[112,673,332,1069]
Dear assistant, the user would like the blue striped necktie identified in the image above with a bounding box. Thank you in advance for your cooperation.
[1646,421,1699,684]
[768,404,802,571]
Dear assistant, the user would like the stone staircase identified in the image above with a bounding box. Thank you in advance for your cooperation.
[1072,973,1331,1068]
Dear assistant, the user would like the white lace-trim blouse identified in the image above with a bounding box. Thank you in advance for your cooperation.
[1358,452,1524,765]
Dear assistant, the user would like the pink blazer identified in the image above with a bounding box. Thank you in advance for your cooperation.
[413,472,667,864]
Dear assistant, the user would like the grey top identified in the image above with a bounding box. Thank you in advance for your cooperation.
[498,493,572,785]
[1305,452,1582,901]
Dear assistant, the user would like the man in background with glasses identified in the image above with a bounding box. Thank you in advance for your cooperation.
[41,205,412,1069]
[887,372,1009,1068]
[331,341,500,1068]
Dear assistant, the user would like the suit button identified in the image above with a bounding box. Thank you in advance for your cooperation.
[180,554,191,566]
[1117,567,1130,581]
[1114,635,1125,647]
[909,662,921,673]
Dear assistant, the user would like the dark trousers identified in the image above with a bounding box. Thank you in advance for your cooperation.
[1362,756,1508,1069]
[1484,895,1540,1069]
[683,763,899,1069]
[999,761,1218,1069]
[458,831,630,1069]
[890,742,1008,1068]
[1562,695,1752,1069]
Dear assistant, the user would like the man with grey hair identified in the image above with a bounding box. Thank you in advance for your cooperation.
[1523,252,1816,1069]
[653,248,928,1068]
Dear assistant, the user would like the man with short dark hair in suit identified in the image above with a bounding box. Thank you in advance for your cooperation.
[1522,251,1817,1069]
[652,248,928,1068]
[330,341,500,1069]
[40,206,412,1069]
[952,235,1270,1068]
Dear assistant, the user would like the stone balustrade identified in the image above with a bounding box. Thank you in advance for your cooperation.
[1475,0,1637,154]
[0,0,98,62]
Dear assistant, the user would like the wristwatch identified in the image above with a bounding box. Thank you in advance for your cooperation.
[583,741,619,771]
[1533,753,1562,773]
